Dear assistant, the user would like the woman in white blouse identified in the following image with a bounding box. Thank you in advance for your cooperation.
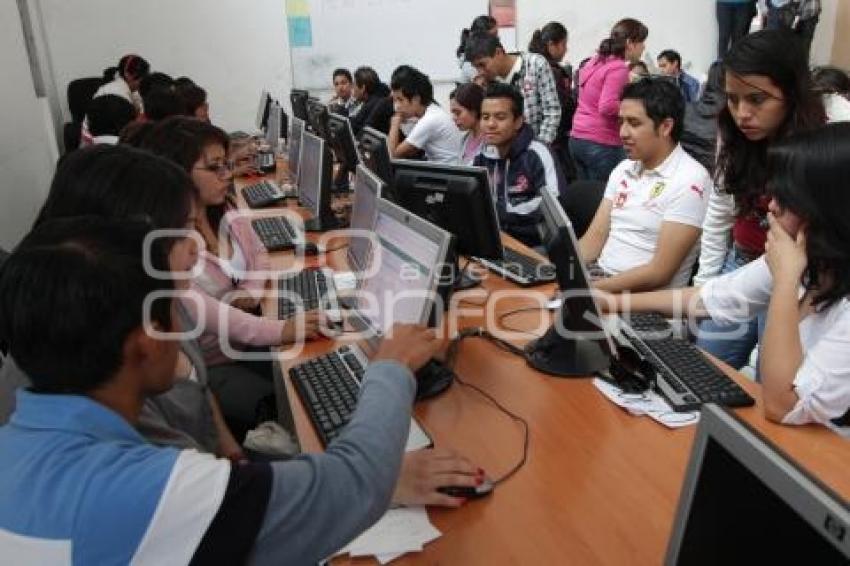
[602,123,850,431]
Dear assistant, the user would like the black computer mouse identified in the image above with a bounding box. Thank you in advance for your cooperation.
[437,477,495,499]
[414,359,455,401]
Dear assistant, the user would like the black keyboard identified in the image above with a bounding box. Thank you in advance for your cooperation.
[255,151,276,172]
[251,216,299,252]
[242,180,285,209]
[620,318,755,412]
[277,268,340,319]
[473,247,556,287]
[289,346,366,445]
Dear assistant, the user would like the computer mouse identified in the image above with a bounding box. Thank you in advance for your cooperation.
[296,242,320,256]
[414,359,455,401]
[437,476,495,499]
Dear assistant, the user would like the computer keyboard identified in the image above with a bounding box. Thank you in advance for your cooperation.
[251,216,300,252]
[473,247,556,287]
[255,151,276,172]
[242,180,286,209]
[277,268,340,319]
[289,345,366,445]
[619,318,755,412]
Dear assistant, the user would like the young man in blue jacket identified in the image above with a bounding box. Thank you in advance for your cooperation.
[0,217,457,565]
[474,82,567,247]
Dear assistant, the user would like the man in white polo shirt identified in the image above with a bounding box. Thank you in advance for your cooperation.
[579,78,711,293]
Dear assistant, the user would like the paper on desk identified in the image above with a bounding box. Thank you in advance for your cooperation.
[336,506,441,563]
[593,378,700,428]
[333,271,358,291]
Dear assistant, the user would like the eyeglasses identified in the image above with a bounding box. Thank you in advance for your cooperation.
[194,161,233,178]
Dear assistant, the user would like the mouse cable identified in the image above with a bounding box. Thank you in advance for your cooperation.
[445,328,530,486]
[496,306,547,339]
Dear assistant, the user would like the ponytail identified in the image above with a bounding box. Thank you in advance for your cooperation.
[457,28,471,58]
[101,66,119,83]
[528,29,545,56]
[598,18,648,59]
[528,22,568,64]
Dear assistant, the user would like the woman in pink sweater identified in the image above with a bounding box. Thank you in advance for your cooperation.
[569,18,648,183]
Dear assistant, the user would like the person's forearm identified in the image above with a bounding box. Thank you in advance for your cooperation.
[606,286,704,319]
[594,263,675,294]
[207,391,243,460]
[387,119,402,155]
[760,279,803,422]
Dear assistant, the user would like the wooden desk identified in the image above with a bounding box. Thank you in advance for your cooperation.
[234,171,850,565]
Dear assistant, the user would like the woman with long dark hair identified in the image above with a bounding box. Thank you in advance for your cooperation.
[606,123,850,430]
[694,29,825,371]
[456,15,498,83]
[569,18,649,182]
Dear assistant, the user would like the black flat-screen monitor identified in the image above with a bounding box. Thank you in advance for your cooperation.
[358,127,395,199]
[288,117,305,185]
[255,90,271,131]
[298,131,338,231]
[666,404,850,565]
[290,88,309,121]
[392,160,502,260]
[306,98,330,140]
[327,112,360,181]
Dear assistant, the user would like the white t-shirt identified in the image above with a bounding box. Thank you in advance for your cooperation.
[597,145,711,288]
[701,257,850,433]
[405,103,464,164]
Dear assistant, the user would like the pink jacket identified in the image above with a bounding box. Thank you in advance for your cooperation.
[188,211,284,366]
[570,55,629,147]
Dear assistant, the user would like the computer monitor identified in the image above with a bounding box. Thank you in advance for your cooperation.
[358,127,396,199]
[290,88,309,122]
[348,197,453,343]
[306,98,330,140]
[298,131,338,232]
[255,90,271,131]
[525,221,616,376]
[393,160,503,262]
[347,164,383,274]
[537,189,571,250]
[666,404,850,565]
[264,101,282,152]
[288,117,305,185]
[327,112,361,191]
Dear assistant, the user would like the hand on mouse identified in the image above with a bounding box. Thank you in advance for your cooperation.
[280,310,323,344]
[372,324,445,373]
[392,448,483,508]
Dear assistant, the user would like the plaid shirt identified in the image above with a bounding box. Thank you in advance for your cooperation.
[505,52,562,144]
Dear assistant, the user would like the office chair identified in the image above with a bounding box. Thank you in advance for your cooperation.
[63,77,103,153]
[559,180,605,239]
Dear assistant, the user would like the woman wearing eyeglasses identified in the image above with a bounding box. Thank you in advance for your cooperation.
[693,29,825,373]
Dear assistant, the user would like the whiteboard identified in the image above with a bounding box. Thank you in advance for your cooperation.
[288,0,487,90]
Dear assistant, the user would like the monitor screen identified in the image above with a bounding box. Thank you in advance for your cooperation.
[288,117,305,184]
[537,189,571,249]
[394,160,502,260]
[666,405,850,565]
[354,199,450,335]
[299,131,325,217]
[264,102,281,150]
[290,89,309,121]
[348,164,382,274]
[306,98,329,140]
[255,90,270,131]
[327,112,361,172]
[358,127,395,196]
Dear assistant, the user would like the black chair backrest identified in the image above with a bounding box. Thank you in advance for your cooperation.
[559,180,606,240]
[67,77,103,123]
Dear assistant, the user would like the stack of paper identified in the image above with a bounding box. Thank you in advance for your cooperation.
[593,378,700,428]
[336,507,441,564]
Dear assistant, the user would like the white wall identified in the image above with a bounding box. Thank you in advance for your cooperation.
[0,1,57,250]
[38,0,294,133]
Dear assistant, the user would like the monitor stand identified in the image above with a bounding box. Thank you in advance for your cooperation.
[303,214,341,232]
[525,324,610,377]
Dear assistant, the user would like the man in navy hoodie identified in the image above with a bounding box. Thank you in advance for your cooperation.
[474,82,567,247]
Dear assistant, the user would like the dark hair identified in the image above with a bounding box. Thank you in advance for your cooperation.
[103,54,150,84]
[118,120,156,146]
[528,22,568,64]
[483,82,524,118]
[767,123,850,309]
[176,82,208,116]
[86,94,136,137]
[598,18,648,59]
[353,66,381,96]
[449,82,485,119]
[332,68,353,83]
[465,32,503,62]
[716,30,825,215]
[629,61,650,76]
[457,15,498,57]
[174,76,196,88]
[143,86,185,121]
[139,116,232,232]
[696,60,726,114]
[811,66,850,96]
[0,216,172,393]
[139,72,174,98]
[390,65,435,106]
[621,78,686,142]
[35,144,194,238]
[657,49,682,68]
